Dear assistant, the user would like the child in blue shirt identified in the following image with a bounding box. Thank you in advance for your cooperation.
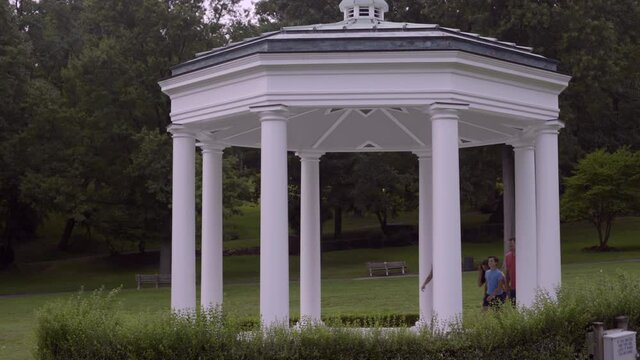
[483,256,506,308]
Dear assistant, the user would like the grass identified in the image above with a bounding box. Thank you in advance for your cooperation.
[5,261,640,359]
[2,209,640,359]
[561,217,640,263]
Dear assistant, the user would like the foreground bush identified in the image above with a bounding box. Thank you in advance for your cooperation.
[36,272,640,359]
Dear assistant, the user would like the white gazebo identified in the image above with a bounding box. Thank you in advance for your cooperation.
[159,0,570,328]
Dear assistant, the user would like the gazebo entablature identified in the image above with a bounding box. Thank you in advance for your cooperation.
[159,0,571,330]
[160,50,568,153]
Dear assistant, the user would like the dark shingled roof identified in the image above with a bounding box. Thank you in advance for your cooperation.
[170,19,559,77]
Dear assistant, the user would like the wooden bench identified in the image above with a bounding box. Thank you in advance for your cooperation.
[366,261,407,276]
[136,274,171,290]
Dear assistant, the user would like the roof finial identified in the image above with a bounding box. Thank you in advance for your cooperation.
[339,0,389,22]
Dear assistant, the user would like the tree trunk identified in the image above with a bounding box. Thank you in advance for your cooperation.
[602,217,614,250]
[58,218,76,251]
[375,211,388,235]
[594,214,615,251]
[0,239,15,270]
[333,206,342,239]
[159,237,171,275]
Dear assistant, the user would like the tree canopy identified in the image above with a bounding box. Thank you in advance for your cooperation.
[0,0,258,267]
[1,0,640,268]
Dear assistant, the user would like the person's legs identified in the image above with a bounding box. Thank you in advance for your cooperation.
[482,295,490,311]
[489,293,506,309]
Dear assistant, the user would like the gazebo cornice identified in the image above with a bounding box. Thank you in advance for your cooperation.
[160,51,569,99]
[160,50,568,134]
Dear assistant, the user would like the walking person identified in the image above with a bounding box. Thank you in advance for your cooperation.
[483,256,506,309]
[420,267,433,291]
[477,258,490,310]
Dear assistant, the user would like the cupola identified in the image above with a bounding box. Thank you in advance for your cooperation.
[339,0,389,21]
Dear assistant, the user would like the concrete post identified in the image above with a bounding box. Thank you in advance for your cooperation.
[593,322,605,360]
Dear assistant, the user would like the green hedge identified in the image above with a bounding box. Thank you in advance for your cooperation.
[36,272,640,359]
[232,314,421,329]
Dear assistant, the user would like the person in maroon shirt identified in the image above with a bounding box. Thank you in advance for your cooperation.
[505,238,516,305]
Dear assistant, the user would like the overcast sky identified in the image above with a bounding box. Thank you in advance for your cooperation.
[240,0,255,12]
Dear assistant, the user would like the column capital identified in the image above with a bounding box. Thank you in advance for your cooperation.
[295,151,324,161]
[197,142,226,154]
[412,149,432,159]
[430,102,470,112]
[250,104,290,122]
[424,102,470,122]
[416,102,469,114]
[508,137,536,151]
[535,120,565,136]
[167,124,197,138]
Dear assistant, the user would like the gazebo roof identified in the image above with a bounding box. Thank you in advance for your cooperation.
[160,1,570,153]
[172,18,557,77]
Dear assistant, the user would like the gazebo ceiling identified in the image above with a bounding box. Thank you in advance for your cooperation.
[189,106,532,152]
[160,0,570,153]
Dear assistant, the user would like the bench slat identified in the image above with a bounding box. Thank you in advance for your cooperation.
[136,274,171,290]
[366,261,407,276]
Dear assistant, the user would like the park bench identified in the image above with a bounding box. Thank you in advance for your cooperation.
[366,261,407,277]
[136,274,171,290]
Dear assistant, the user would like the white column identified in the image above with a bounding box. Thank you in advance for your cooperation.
[168,125,197,313]
[415,150,433,326]
[253,105,290,327]
[297,151,323,324]
[511,139,538,308]
[430,103,467,328]
[199,142,225,311]
[535,121,564,298]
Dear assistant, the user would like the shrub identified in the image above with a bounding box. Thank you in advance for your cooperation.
[36,272,640,359]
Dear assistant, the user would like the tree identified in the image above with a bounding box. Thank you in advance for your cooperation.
[0,0,38,269]
[320,153,357,239]
[351,153,416,236]
[558,0,640,156]
[459,145,502,214]
[17,0,84,87]
[16,79,93,251]
[561,148,640,250]
[8,0,251,258]
[19,0,203,251]
[255,0,339,28]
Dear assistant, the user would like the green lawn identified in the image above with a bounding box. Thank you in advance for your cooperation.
[2,213,640,359]
[4,260,640,360]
